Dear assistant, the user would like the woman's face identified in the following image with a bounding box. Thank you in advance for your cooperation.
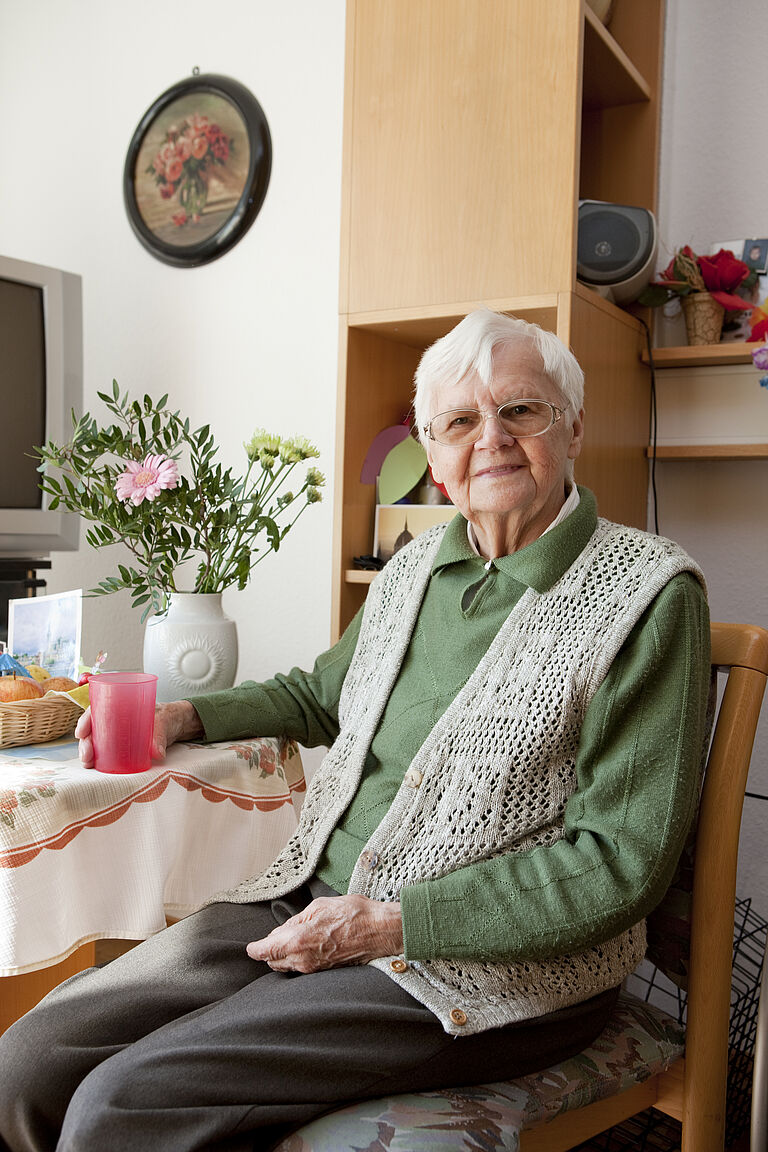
[425,340,584,545]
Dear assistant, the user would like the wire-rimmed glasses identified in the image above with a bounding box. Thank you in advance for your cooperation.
[423,399,567,446]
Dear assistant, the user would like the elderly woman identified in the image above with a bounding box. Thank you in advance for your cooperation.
[0,310,710,1152]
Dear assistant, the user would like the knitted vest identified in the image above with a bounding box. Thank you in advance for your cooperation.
[216,518,705,1035]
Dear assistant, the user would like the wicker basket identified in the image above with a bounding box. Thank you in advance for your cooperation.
[0,695,82,749]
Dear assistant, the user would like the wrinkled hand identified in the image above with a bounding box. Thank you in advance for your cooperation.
[246,894,404,973]
[75,700,203,768]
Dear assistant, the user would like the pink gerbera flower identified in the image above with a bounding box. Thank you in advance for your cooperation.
[115,454,179,505]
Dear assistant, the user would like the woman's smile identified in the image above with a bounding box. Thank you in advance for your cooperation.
[473,460,524,479]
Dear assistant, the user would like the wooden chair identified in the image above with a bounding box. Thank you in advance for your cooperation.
[276,622,768,1152]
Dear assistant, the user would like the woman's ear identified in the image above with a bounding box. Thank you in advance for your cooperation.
[567,408,585,461]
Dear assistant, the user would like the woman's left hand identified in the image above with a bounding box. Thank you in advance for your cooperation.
[246,894,404,972]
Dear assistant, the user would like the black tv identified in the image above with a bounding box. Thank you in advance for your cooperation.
[0,254,83,557]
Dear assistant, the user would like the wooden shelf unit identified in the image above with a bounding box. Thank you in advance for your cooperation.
[333,0,665,638]
[648,445,768,461]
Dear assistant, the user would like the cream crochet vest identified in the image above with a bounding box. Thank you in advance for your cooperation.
[217,518,704,1035]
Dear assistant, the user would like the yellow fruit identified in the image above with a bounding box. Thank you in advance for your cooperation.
[25,665,51,682]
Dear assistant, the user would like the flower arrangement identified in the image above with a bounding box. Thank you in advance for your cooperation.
[147,113,233,228]
[35,383,325,620]
[638,246,755,311]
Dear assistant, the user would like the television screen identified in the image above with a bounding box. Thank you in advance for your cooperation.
[0,254,82,557]
[0,276,47,509]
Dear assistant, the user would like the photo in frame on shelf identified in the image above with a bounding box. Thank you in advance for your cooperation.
[123,71,272,267]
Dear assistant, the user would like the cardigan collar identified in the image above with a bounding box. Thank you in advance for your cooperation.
[432,485,598,593]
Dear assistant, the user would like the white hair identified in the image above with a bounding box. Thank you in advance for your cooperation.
[413,309,585,448]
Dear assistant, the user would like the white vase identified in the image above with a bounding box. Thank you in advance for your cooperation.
[143,593,238,703]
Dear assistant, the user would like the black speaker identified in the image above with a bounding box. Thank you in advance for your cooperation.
[577,200,657,304]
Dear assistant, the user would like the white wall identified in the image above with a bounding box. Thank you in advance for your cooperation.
[656,0,768,918]
[0,0,345,706]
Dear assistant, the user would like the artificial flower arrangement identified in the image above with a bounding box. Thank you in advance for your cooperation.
[35,382,325,620]
[638,246,755,311]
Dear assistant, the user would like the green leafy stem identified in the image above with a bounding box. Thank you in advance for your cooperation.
[35,382,324,621]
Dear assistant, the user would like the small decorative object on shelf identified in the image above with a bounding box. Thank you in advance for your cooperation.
[751,343,768,390]
[35,384,325,697]
[748,296,768,344]
[639,246,755,346]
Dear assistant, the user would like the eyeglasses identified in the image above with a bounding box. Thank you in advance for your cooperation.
[423,399,567,446]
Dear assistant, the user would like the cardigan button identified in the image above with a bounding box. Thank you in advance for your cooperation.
[404,768,423,789]
[389,958,408,973]
[359,849,379,871]
[449,1008,468,1026]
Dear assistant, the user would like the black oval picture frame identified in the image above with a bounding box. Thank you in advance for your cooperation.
[124,73,272,268]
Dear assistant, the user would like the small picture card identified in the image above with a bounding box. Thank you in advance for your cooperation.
[8,589,82,680]
[374,504,457,564]
[742,238,768,275]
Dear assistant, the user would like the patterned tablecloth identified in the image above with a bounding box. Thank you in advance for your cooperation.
[0,736,305,975]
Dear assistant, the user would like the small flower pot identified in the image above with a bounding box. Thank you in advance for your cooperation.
[682,292,725,345]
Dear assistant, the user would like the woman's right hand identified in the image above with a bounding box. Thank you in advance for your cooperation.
[75,699,204,768]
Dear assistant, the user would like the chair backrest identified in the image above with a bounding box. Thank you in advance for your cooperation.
[680,622,768,1149]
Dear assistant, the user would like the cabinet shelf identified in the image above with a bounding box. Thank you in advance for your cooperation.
[347,296,560,346]
[643,343,760,368]
[647,444,768,461]
[582,6,652,108]
[346,569,376,586]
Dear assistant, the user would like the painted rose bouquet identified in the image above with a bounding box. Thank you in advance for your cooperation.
[35,382,324,619]
[147,113,233,227]
[638,246,755,311]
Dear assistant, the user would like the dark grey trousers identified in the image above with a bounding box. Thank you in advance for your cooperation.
[0,879,618,1152]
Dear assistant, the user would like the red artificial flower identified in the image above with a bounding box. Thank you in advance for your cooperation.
[656,245,696,288]
[697,249,751,310]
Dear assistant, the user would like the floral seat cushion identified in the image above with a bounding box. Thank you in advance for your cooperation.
[274,991,685,1152]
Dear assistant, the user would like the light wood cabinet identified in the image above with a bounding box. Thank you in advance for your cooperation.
[332,0,665,637]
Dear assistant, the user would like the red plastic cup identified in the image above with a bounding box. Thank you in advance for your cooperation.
[89,672,158,774]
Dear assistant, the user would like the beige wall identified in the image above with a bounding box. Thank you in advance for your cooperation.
[655,0,768,919]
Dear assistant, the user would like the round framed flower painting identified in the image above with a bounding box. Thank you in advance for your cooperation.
[123,73,272,268]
